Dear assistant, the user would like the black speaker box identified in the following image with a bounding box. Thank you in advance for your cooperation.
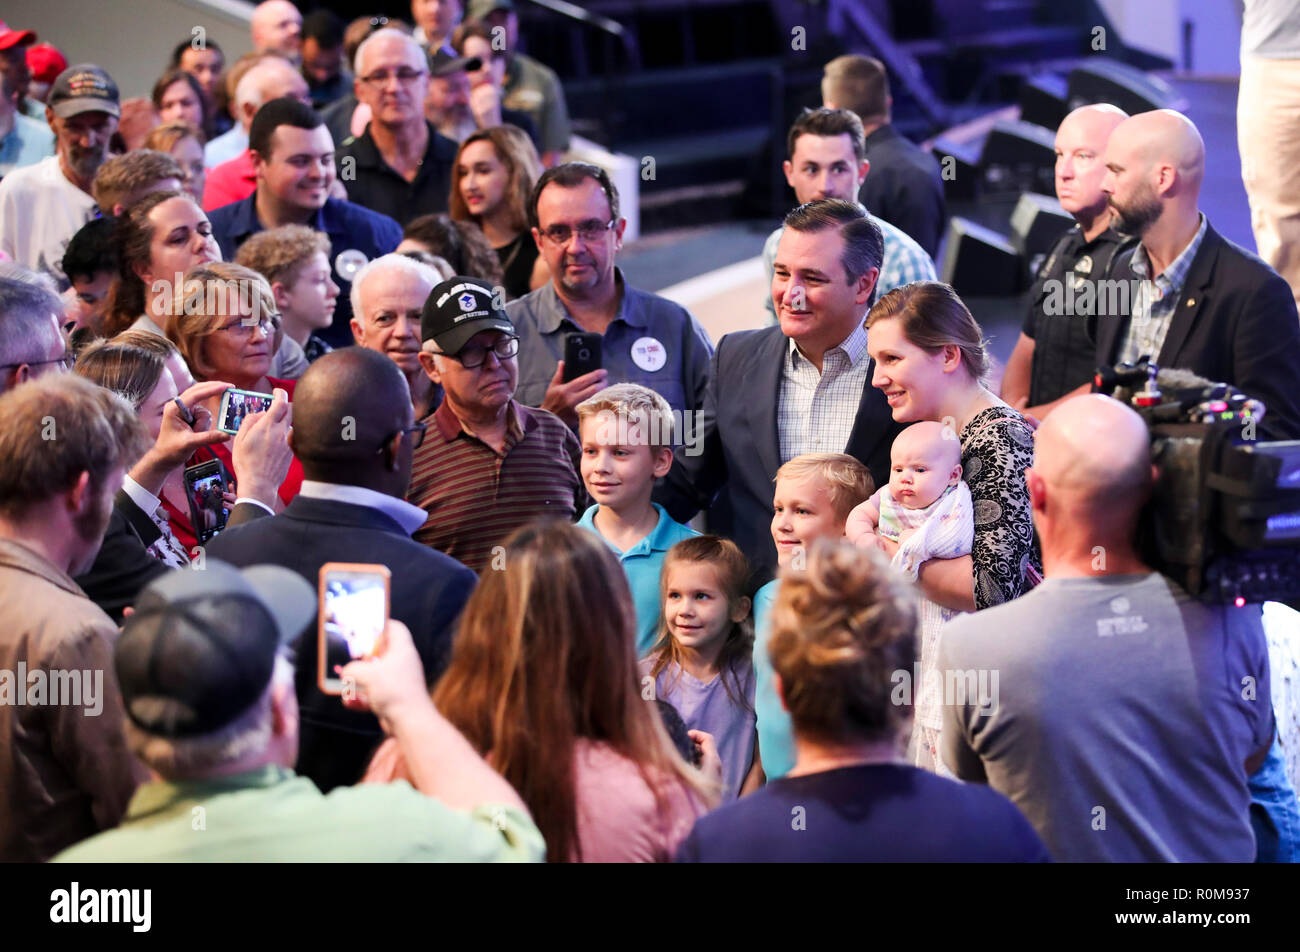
[1066,60,1187,115]
[1009,192,1075,272]
[1020,73,1070,131]
[980,119,1056,197]
[940,217,1024,296]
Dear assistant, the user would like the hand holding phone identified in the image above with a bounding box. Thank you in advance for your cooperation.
[218,387,275,435]
[318,563,391,696]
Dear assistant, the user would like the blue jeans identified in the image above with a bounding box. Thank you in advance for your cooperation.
[1249,734,1300,862]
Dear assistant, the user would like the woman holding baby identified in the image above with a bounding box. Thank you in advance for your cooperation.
[861,281,1040,771]
[865,280,1041,611]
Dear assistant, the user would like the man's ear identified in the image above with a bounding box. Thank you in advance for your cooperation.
[349,317,364,345]
[1025,467,1046,514]
[270,676,296,738]
[782,158,795,189]
[65,470,94,517]
[613,216,627,251]
[857,158,870,184]
[854,266,879,306]
[530,226,543,253]
[417,349,443,385]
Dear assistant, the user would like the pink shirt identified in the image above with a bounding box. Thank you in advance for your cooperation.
[363,737,703,862]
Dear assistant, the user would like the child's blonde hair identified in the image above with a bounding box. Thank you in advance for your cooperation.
[647,536,754,710]
[774,453,875,521]
[576,383,676,451]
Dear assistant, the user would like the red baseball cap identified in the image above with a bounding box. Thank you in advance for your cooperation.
[27,42,67,84]
[0,21,37,52]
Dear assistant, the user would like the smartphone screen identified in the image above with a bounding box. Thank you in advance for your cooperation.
[317,563,390,695]
[218,388,274,435]
[183,461,231,544]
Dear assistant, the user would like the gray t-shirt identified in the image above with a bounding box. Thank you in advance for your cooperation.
[640,657,756,801]
[940,573,1273,862]
[1242,0,1300,58]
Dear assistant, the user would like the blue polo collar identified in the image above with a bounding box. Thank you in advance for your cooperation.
[577,502,683,557]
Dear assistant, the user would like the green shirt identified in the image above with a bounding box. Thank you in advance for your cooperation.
[53,764,544,862]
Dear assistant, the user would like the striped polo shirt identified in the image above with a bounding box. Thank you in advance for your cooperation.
[407,398,584,573]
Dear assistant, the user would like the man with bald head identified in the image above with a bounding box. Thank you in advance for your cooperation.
[351,253,443,419]
[336,29,459,226]
[1097,108,1300,440]
[207,346,476,792]
[940,394,1278,861]
[251,1,303,66]
[1002,104,1129,420]
[204,56,311,207]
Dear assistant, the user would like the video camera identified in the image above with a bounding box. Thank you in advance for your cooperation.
[1093,358,1300,605]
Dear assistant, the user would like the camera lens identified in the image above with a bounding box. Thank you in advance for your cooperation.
[578,349,590,361]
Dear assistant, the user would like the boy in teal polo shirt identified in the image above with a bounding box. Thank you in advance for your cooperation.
[752,453,874,780]
[576,384,697,656]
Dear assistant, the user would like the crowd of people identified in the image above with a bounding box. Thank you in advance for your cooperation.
[0,2,1298,864]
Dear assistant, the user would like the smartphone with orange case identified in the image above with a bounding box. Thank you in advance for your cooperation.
[317,562,390,696]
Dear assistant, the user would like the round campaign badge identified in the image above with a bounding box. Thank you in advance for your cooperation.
[335,249,369,281]
[630,336,667,372]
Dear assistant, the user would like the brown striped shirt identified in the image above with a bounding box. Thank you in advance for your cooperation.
[407,399,583,573]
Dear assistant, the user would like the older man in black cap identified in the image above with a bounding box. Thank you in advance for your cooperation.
[424,47,538,148]
[0,64,119,286]
[53,560,541,861]
[407,275,583,572]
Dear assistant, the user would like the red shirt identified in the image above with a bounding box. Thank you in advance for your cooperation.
[203,148,257,212]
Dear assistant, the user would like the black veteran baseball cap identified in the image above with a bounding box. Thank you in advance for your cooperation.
[115,561,315,738]
[421,276,515,355]
[48,64,121,119]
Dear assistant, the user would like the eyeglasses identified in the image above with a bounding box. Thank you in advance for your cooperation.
[435,335,520,368]
[382,421,427,452]
[0,351,74,372]
[538,219,615,245]
[358,68,428,88]
[218,313,280,337]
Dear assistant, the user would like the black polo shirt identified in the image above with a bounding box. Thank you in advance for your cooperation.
[335,121,460,227]
[1023,225,1132,406]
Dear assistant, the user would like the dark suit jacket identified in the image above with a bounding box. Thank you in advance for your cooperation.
[206,493,477,792]
[860,124,947,259]
[656,325,903,588]
[1098,223,1300,440]
[74,492,268,624]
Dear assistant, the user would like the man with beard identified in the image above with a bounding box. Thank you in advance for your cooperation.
[505,163,713,426]
[1096,109,1300,440]
[0,65,118,289]
[0,374,150,861]
[1001,104,1129,421]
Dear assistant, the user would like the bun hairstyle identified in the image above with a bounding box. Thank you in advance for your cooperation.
[768,540,917,746]
[866,280,990,382]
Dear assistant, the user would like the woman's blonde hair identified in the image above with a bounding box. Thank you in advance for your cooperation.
[769,539,917,746]
[165,262,277,380]
[647,536,754,710]
[865,281,990,381]
[73,339,167,411]
[448,125,543,234]
[432,521,716,861]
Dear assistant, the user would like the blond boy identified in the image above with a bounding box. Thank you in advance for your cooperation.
[754,453,875,780]
[576,384,698,656]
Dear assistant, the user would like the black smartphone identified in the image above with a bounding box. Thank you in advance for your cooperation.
[563,332,602,382]
[183,459,232,544]
[217,388,274,435]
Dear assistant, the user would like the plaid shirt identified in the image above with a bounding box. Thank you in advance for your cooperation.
[777,322,872,462]
[763,209,937,322]
[1119,214,1208,365]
